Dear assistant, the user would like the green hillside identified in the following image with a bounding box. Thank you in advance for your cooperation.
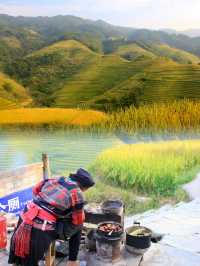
[8,40,98,106]
[3,38,200,111]
[0,72,32,109]
[141,43,200,64]
[115,42,200,64]
[87,58,200,110]
[53,54,153,108]
[2,14,200,57]
[115,43,156,61]
[9,39,151,108]
[0,25,45,71]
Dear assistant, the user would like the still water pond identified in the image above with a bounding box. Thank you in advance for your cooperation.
[0,130,121,175]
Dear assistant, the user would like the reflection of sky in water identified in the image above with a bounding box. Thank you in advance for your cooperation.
[12,152,27,169]
[2,130,198,176]
[0,130,121,175]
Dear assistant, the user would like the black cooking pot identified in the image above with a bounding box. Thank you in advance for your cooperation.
[97,221,124,239]
[101,200,123,215]
[126,222,152,250]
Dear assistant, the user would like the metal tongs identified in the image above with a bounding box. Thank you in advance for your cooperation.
[108,230,114,236]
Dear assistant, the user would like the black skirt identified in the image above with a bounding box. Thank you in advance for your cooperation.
[8,217,57,266]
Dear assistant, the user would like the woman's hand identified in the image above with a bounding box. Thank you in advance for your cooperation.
[66,261,79,266]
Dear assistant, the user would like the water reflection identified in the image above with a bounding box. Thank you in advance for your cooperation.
[0,130,121,175]
[1,129,199,175]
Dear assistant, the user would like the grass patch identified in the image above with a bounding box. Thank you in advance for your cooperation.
[85,180,189,215]
[90,140,200,196]
[87,139,199,214]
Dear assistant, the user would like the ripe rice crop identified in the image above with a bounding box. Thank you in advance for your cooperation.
[0,108,107,127]
[91,140,200,195]
[0,100,200,134]
[105,100,200,134]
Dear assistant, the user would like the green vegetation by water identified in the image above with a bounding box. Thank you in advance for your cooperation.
[85,180,188,215]
[87,139,200,213]
[91,140,200,195]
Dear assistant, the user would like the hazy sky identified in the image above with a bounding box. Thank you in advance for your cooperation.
[0,0,200,30]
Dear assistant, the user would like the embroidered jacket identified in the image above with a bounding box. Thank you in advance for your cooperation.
[33,177,85,225]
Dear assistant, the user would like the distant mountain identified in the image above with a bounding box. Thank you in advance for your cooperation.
[162,28,200,38]
[182,29,200,38]
[160,29,178,35]
[0,14,200,110]
[0,14,200,57]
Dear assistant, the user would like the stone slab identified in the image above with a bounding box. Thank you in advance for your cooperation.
[86,250,142,266]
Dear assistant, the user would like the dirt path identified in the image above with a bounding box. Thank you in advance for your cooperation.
[183,172,200,200]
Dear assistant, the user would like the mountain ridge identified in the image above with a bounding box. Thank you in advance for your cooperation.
[0,15,200,110]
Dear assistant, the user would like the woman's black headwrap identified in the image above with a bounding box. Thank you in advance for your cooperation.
[70,168,95,188]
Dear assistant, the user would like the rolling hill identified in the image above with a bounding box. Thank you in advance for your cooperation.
[1,14,200,57]
[0,24,45,71]
[87,58,200,110]
[0,72,32,109]
[139,43,200,64]
[114,42,200,64]
[7,40,98,106]
[114,43,156,61]
[5,39,200,111]
[8,39,149,107]
[1,15,200,111]
[53,55,154,109]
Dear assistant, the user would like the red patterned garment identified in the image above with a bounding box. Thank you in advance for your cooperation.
[10,177,86,260]
[33,177,85,225]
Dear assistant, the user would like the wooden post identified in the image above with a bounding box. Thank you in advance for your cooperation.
[42,154,56,266]
[45,242,56,266]
[42,153,51,180]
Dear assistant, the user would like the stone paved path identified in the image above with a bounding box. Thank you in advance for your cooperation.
[183,172,200,200]
[125,199,200,266]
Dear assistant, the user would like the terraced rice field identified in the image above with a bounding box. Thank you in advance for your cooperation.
[92,58,200,110]
[53,55,145,108]
[140,61,200,103]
